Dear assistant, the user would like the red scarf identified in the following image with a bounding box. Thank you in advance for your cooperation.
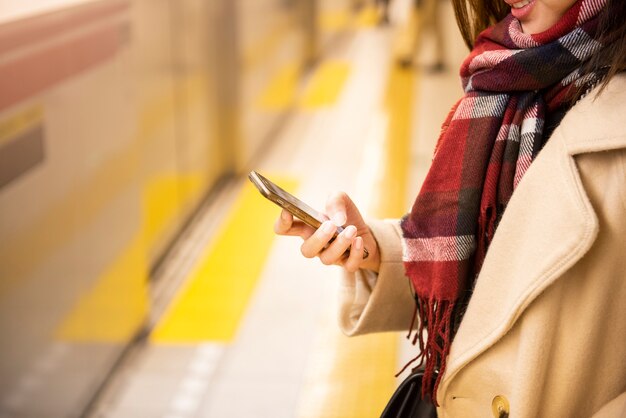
[400,0,606,402]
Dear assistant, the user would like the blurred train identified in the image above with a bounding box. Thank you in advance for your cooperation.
[0,0,371,416]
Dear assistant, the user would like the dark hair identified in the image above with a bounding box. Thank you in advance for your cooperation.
[451,0,626,91]
[585,0,626,92]
[450,0,508,50]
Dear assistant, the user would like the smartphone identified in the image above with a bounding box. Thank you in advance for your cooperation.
[248,171,368,259]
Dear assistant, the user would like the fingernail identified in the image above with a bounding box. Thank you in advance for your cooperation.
[343,225,357,239]
[354,236,363,250]
[322,221,335,234]
[281,210,290,221]
[332,212,346,226]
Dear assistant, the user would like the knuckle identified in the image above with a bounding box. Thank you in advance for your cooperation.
[344,262,358,273]
[329,190,347,199]
[327,191,347,206]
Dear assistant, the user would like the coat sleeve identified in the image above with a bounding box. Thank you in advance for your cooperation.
[591,392,626,418]
[338,219,416,336]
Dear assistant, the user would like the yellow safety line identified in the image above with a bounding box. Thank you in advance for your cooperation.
[296,328,399,418]
[376,64,415,218]
[319,5,380,33]
[296,63,418,417]
[151,177,298,343]
[142,172,204,250]
[255,62,301,111]
[300,61,351,109]
[242,15,292,73]
[353,5,381,28]
[319,10,351,32]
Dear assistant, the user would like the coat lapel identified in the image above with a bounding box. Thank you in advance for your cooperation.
[438,74,626,401]
[437,129,599,401]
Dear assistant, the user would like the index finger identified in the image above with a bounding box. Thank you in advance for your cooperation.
[274,209,316,239]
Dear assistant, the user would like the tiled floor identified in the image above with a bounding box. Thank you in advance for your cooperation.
[90,3,468,417]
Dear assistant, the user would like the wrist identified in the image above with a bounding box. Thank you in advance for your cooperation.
[360,231,381,273]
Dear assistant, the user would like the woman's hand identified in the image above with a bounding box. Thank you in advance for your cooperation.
[273,192,381,273]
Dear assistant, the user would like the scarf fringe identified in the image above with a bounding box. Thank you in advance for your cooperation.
[397,297,455,407]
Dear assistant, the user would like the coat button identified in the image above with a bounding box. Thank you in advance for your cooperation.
[491,395,510,418]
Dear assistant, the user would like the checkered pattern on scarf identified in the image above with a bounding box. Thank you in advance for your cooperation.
[399,0,606,402]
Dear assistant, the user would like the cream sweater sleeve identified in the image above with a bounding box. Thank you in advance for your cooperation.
[338,219,417,336]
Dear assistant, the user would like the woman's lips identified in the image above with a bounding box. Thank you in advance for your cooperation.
[508,0,535,20]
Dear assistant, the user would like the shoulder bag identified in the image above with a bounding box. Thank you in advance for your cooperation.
[380,368,437,418]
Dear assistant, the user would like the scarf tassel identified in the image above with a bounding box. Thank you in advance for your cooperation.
[397,297,455,407]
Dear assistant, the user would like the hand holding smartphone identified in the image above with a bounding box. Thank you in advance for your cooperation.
[248,171,369,259]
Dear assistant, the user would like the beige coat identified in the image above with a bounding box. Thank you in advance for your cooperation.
[339,74,626,418]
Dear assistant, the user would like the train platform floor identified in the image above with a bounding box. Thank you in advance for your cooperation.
[91,4,467,418]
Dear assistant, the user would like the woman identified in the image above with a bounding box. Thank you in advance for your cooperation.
[275,0,626,416]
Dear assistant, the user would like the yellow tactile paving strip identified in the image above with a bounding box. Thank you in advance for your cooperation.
[353,5,381,28]
[242,14,293,73]
[376,65,415,218]
[297,329,399,418]
[142,172,204,248]
[256,62,301,110]
[300,61,351,109]
[295,66,419,417]
[151,177,298,343]
[319,10,352,33]
[319,5,380,32]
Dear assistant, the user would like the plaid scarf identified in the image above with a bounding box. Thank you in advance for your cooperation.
[400,0,606,402]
